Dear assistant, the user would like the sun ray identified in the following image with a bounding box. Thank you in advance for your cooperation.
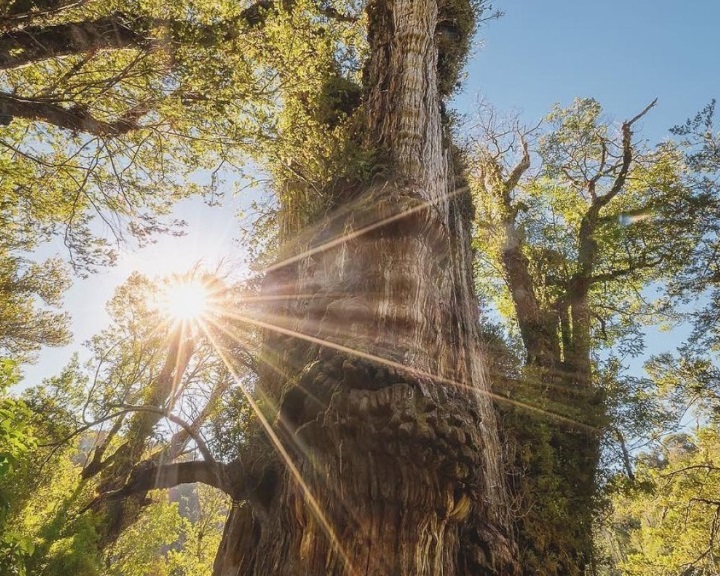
[217,309,598,432]
[196,318,359,576]
[261,185,469,276]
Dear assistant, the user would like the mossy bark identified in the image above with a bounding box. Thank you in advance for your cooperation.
[212,0,519,573]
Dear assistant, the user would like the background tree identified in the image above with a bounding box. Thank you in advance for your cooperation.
[0,271,247,574]
[468,98,698,574]
[666,100,720,351]
[0,359,36,575]
[599,358,720,575]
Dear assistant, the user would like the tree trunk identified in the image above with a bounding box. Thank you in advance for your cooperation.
[212,0,518,573]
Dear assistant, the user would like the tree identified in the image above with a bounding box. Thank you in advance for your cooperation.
[0,0,282,375]
[468,98,696,574]
[0,0,282,271]
[598,346,720,575]
[0,359,37,575]
[0,271,244,574]
[208,0,522,571]
[47,0,520,573]
[66,272,240,550]
[667,100,720,350]
[0,255,70,362]
[6,0,522,571]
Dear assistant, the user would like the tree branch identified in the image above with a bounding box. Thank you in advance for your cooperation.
[0,0,91,31]
[588,257,663,285]
[104,460,234,498]
[503,137,530,194]
[0,14,143,69]
[595,99,657,209]
[113,403,217,466]
[0,93,149,135]
[316,5,358,22]
[0,0,355,69]
[661,464,720,479]
[81,411,126,479]
[613,427,635,481]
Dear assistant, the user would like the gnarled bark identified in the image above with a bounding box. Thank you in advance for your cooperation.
[212,0,518,573]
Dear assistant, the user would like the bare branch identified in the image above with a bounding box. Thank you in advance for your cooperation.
[113,403,217,466]
[595,99,657,209]
[626,98,659,128]
[104,460,235,497]
[661,464,720,479]
[504,136,530,193]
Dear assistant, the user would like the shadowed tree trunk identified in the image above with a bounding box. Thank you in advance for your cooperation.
[211,0,519,573]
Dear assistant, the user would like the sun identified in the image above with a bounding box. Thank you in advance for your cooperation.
[163,279,210,322]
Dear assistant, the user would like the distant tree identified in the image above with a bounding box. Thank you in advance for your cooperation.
[468,98,697,574]
[63,272,243,549]
[601,428,720,575]
[588,101,720,575]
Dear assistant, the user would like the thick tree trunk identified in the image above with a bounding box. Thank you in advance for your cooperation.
[501,286,602,575]
[213,0,518,573]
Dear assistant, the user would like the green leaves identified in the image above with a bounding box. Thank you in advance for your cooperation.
[602,428,720,575]
[0,359,36,576]
[0,255,70,361]
[0,360,35,481]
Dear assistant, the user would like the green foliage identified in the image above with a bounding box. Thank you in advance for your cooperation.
[472,98,689,352]
[107,496,186,576]
[0,0,282,271]
[0,359,36,575]
[108,486,228,576]
[0,255,70,361]
[0,360,34,479]
[252,0,371,232]
[4,439,101,576]
[600,429,720,575]
[667,100,720,351]
[468,98,705,573]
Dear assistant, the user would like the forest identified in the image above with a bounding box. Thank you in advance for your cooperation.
[0,0,719,574]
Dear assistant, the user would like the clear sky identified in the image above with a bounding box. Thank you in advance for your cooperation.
[20,0,720,386]
[458,0,720,140]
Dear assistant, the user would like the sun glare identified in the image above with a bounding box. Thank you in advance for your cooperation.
[163,280,210,322]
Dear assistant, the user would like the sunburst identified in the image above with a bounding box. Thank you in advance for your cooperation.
[162,279,210,322]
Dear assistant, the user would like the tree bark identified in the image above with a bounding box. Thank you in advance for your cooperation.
[0,15,143,69]
[212,0,518,573]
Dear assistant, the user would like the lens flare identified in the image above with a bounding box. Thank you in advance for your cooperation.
[163,280,209,322]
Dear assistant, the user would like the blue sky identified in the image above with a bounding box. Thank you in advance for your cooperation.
[458,0,720,140]
[20,0,720,386]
